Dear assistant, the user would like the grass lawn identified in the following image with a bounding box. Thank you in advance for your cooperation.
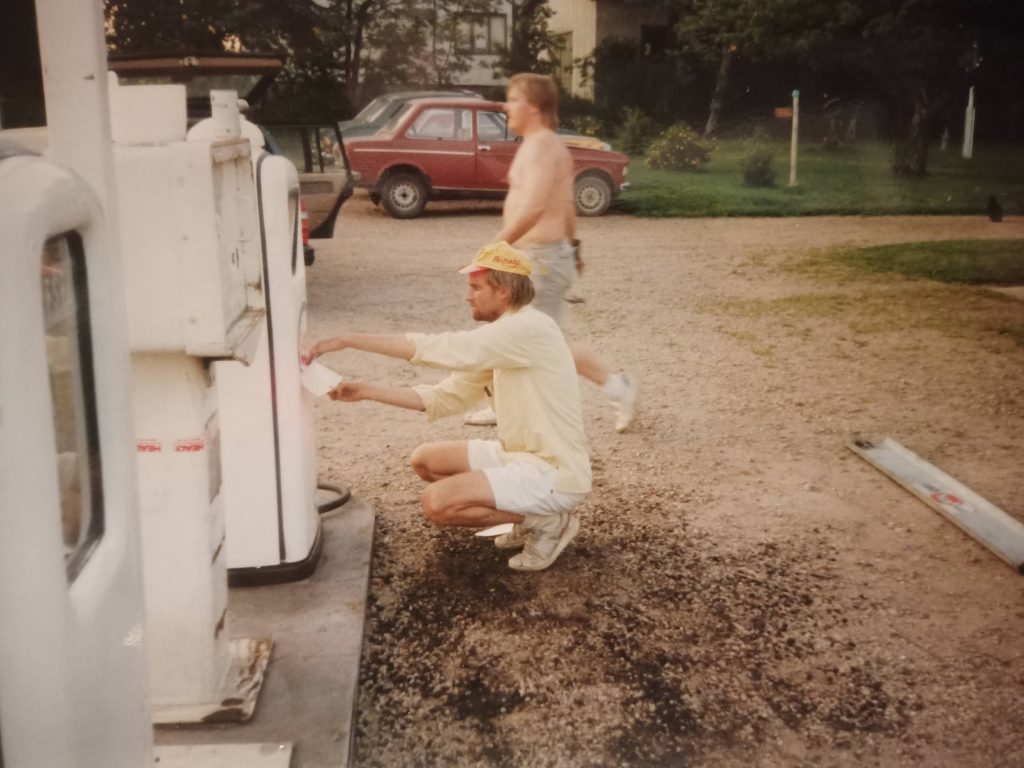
[717,239,1024,350]
[617,139,1024,218]
[839,240,1024,285]
[791,239,1024,286]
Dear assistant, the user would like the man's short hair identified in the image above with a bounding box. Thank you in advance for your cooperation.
[509,73,559,130]
[486,268,535,309]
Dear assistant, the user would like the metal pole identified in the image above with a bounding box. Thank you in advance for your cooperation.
[788,89,799,187]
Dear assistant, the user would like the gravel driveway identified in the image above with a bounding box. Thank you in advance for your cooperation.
[307,195,1024,767]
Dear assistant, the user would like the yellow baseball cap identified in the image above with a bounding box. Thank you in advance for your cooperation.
[458,241,532,276]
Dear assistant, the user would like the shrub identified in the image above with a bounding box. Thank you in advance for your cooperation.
[645,122,715,171]
[560,93,613,138]
[566,113,606,138]
[616,107,659,156]
[741,128,776,187]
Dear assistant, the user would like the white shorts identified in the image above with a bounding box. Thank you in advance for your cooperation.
[468,439,586,517]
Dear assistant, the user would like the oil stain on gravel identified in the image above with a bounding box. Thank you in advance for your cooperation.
[354,486,918,767]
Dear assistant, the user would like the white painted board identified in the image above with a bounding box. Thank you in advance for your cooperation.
[154,742,292,767]
[849,436,1024,573]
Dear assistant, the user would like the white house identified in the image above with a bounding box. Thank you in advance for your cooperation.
[546,0,669,98]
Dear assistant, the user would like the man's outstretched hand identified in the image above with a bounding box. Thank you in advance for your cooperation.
[302,337,345,366]
[328,381,363,402]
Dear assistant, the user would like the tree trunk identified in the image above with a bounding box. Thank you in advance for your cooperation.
[893,88,931,176]
[344,0,373,108]
[704,44,733,137]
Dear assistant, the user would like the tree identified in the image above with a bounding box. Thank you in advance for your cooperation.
[105,0,239,53]
[496,0,556,76]
[846,0,1024,176]
[105,0,502,117]
[674,0,853,136]
[671,0,1024,174]
[0,0,45,127]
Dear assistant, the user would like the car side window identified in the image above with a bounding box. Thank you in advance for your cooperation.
[408,108,472,141]
[477,111,517,142]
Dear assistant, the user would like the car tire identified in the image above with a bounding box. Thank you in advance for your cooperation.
[381,173,427,219]
[574,174,612,217]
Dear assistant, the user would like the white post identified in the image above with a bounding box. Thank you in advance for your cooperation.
[788,89,800,187]
[962,86,976,159]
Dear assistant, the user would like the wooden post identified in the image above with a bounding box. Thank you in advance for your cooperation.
[788,89,799,187]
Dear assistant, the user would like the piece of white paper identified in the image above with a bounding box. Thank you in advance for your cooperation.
[474,523,514,538]
[301,362,343,397]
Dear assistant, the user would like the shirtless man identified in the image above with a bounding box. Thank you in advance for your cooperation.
[465,73,638,432]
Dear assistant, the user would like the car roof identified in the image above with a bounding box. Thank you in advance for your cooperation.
[375,90,483,102]
[400,97,503,109]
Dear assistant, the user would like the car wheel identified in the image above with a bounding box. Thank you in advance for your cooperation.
[574,174,612,217]
[381,173,427,219]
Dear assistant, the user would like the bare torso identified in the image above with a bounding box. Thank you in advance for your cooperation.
[501,128,575,247]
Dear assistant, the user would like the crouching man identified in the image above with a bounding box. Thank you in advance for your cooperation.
[303,242,591,572]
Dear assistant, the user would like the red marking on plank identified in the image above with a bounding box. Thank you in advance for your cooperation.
[175,438,206,453]
[137,440,161,453]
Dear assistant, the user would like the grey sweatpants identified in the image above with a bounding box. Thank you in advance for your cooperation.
[527,241,575,329]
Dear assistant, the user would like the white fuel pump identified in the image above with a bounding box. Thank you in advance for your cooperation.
[109,80,272,724]
[190,105,323,585]
[215,154,323,584]
[0,146,152,768]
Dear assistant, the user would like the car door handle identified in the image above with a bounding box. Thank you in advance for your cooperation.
[478,144,491,152]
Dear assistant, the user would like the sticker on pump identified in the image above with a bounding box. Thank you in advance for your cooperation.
[301,362,343,397]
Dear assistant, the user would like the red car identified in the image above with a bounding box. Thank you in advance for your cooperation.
[344,97,630,218]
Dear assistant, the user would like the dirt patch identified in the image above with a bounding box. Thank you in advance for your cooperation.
[308,198,1024,766]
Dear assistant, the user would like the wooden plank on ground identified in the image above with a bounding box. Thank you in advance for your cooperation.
[848,436,1024,574]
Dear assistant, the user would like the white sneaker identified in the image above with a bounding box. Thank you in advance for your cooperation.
[612,374,638,432]
[464,405,497,427]
[508,514,580,572]
[494,522,528,550]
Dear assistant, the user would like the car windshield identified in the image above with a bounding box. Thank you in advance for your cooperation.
[380,103,414,135]
[353,96,393,124]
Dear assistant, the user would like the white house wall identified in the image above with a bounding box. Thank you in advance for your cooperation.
[437,0,512,91]
[547,0,597,98]
[549,0,666,99]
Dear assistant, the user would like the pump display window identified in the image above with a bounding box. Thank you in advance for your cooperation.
[42,234,104,580]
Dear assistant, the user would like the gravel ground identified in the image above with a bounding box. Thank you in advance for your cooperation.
[307,195,1024,767]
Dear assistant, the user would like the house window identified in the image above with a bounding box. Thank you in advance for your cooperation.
[458,14,507,54]
[42,234,105,581]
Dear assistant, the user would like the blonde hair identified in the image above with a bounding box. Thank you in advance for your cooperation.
[486,269,535,308]
[509,73,559,130]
